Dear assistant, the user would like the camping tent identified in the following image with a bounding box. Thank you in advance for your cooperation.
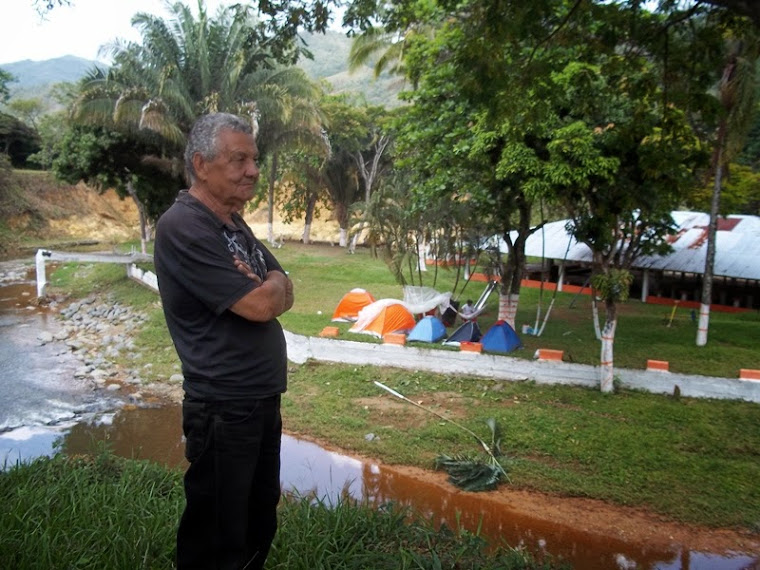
[481,320,522,353]
[442,321,482,346]
[349,301,416,338]
[332,288,375,322]
[407,315,447,343]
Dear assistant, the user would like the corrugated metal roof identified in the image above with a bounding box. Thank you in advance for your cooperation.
[498,211,760,281]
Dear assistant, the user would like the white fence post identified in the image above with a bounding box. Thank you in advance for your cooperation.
[35,249,48,298]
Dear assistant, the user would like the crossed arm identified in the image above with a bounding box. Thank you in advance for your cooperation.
[229,258,294,322]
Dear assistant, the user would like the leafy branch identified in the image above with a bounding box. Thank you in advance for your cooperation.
[374,381,509,491]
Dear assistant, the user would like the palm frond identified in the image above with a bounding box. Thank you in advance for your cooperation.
[434,454,507,492]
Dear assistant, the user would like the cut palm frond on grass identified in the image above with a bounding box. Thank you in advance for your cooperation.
[434,453,505,492]
[374,381,510,492]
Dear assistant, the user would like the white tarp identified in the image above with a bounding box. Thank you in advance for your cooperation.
[402,286,452,315]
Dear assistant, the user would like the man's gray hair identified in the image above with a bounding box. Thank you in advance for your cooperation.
[184,113,253,184]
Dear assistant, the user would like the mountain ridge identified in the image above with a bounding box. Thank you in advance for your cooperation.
[1,31,400,107]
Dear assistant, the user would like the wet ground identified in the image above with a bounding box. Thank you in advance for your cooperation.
[1,258,758,569]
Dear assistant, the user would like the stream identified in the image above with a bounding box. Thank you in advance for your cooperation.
[0,257,757,570]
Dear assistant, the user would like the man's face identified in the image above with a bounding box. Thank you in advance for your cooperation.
[199,128,260,211]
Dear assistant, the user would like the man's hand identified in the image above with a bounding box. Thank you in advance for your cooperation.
[265,270,294,314]
[234,257,262,284]
[229,266,294,322]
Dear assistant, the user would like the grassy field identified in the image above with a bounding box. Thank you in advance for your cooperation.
[0,451,562,569]
[45,241,760,531]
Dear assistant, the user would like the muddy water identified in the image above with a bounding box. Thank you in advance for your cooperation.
[49,403,758,570]
[1,260,758,570]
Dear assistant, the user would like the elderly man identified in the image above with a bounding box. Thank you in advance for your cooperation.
[154,112,293,570]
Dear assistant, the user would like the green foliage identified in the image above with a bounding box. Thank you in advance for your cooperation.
[591,269,634,303]
[0,68,16,103]
[63,2,325,222]
[435,454,505,492]
[0,112,41,167]
[6,98,45,130]
[688,163,760,215]
[51,124,181,219]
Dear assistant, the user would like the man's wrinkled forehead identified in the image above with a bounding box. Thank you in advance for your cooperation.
[216,129,259,158]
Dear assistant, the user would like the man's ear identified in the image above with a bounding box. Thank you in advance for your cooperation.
[192,153,208,182]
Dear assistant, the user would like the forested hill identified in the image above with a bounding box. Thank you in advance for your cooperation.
[298,31,404,107]
[1,31,402,108]
[1,55,105,93]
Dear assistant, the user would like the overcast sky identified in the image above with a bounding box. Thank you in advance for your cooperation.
[0,0,231,65]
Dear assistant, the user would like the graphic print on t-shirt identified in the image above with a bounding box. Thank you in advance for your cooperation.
[223,230,268,281]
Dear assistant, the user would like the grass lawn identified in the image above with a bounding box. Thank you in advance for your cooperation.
[46,240,760,531]
[268,242,759,379]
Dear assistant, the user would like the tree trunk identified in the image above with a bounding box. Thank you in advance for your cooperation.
[496,189,531,330]
[497,292,520,329]
[302,192,317,245]
[267,152,278,245]
[349,223,363,253]
[591,292,602,340]
[418,237,427,272]
[697,149,723,346]
[599,299,618,393]
[126,181,149,254]
[336,202,349,248]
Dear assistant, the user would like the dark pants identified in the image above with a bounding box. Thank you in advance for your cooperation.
[177,395,282,570]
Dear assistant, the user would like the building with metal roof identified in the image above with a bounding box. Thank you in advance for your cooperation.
[497,211,760,309]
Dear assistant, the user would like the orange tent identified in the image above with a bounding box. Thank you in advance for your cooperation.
[331,288,376,322]
[349,301,416,338]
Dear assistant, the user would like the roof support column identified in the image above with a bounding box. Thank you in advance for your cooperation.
[641,269,649,302]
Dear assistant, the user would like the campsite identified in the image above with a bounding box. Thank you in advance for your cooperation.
[272,243,758,379]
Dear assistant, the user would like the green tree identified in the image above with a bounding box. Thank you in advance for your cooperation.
[316,95,372,247]
[253,70,325,244]
[0,69,15,104]
[6,98,45,131]
[538,6,711,390]
[361,0,723,391]
[277,149,328,244]
[0,112,40,167]
[69,0,318,239]
[688,163,760,215]
[51,124,181,252]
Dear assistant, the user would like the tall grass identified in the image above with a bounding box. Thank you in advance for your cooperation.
[0,451,566,570]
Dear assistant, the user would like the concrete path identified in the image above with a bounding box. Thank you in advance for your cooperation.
[284,331,760,404]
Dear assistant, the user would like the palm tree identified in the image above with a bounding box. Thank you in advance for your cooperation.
[254,70,325,244]
[697,28,759,346]
[70,0,319,232]
[348,26,408,79]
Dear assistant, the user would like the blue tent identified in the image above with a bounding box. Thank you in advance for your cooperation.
[443,321,482,346]
[408,315,447,343]
[481,320,522,353]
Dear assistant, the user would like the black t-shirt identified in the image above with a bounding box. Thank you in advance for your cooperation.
[154,190,287,401]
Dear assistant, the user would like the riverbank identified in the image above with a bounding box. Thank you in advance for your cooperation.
[31,258,760,563]
[2,452,558,570]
